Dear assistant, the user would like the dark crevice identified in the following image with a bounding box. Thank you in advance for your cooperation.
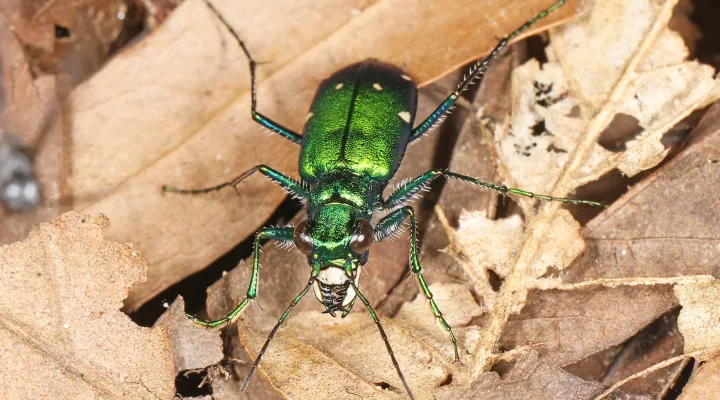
[126,195,303,327]
[175,369,213,397]
[664,359,696,400]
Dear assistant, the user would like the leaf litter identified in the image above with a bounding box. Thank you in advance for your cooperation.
[3,0,720,398]
[202,0,720,398]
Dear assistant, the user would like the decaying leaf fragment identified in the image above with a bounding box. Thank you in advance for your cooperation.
[674,282,720,356]
[0,212,174,399]
[433,0,720,379]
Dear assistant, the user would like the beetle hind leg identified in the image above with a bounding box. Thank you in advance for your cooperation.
[203,0,303,145]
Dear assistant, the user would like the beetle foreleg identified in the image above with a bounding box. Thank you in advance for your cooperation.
[185,227,294,328]
[163,164,308,199]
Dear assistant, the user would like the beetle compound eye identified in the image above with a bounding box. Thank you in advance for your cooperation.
[349,219,373,254]
[293,221,314,254]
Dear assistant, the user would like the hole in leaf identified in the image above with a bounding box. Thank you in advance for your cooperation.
[54,24,71,38]
[546,143,567,154]
[374,381,394,391]
[490,359,517,380]
[176,369,212,397]
[598,113,643,152]
[487,268,504,292]
[531,120,546,137]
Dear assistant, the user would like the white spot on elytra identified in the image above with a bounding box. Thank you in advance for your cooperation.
[373,83,383,91]
[398,111,411,123]
[401,74,412,81]
[305,112,314,122]
[335,83,344,90]
[162,302,169,309]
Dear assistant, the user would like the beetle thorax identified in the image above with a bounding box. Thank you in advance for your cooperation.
[312,267,359,316]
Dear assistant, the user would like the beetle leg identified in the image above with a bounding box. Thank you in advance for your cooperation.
[163,164,308,199]
[382,169,602,209]
[374,206,460,363]
[186,227,294,327]
[411,0,567,141]
[203,0,302,145]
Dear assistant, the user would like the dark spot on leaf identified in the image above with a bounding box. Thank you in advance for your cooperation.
[55,24,71,39]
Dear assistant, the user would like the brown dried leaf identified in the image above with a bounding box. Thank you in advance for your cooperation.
[65,0,580,311]
[440,350,649,400]
[0,212,174,399]
[156,296,223,372]
[678,356,720,400]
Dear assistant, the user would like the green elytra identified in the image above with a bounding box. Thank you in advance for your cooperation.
[163,0,599,398]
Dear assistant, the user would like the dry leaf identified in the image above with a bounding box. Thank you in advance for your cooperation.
[674,282,720,356]
[678,356,720,400]
[64,0,580,311]
[156,296,223,372]
[440,350,648,400]
[0,212,174,399]
[434,0,720,378]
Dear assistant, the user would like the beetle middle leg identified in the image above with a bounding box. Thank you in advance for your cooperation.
[163,164,307,199]
[380,169,602,209]
[374,206,461,363]
[203,0,303,145]
[186,226,294,327]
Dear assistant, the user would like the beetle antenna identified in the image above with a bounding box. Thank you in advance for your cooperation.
[241,278,315,391]
[349,280,415,400]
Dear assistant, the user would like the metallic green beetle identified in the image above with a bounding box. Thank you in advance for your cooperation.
[164,0,599,398]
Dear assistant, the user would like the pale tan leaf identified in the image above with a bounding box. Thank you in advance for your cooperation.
[674,282,720,355]
[0,212,174,399]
